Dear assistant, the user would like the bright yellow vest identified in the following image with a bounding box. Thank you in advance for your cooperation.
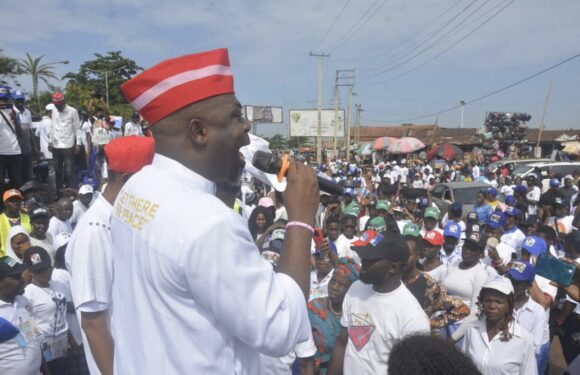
[0,213,31,257]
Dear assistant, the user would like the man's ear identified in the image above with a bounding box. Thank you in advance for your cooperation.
[189,118,209,146]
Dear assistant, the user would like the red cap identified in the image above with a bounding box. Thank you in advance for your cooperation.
[121,48,234,125]
[104,136,155,174]
[3,189,23,202]
[423,230,444,246]
[52,92,65,103]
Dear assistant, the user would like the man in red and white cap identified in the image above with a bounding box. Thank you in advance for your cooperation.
[49,92,81,196]
[66,136,155,375]
[112,48,319,374]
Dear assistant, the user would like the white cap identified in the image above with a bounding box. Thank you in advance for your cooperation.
[401,159,406,164]
[565,174,573,180]
[391,160,397,165]
[481,275,514,295]
[79,184,94,195]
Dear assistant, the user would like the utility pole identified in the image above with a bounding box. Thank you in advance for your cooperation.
[459,100,465,129]
[310,52,330,164]
[355,104,363,145]
[333,71,340,158]
[536,79,553,153]
[336,69,355,160]
[86,65,127,110]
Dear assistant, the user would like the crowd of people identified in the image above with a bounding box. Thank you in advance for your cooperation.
[0,48,579,375]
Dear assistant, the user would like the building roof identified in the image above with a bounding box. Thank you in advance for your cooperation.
[357,124,580,145]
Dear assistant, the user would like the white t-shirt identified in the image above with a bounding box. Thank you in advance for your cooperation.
[400,167,409,184]
[0,109,21,155]
[258,332,316,375]
[547,215,575,235]
[309,269,333,301]
[49,105,81,149]
[500,185,514,196]
[109,154,310,374]
[34,116,53,160]
[24,283,68,361]
[66,194,114,375]
[472,165,480,180]
[463,319,537,375]
[70,199,94,228]
[514,297,546,354]
[47,217,73,240]
[501,227,526,254]
[426,264,447,283]
[334,234,360,264]
[341,281,430,374]
[534,275,557,344]
[0,295,42,375]
[124,121,143,136]
[30,235,55,266]
[442,263,489,310]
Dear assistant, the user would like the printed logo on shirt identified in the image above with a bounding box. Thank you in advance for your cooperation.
[115,191,160,231]
[348,313,376,351]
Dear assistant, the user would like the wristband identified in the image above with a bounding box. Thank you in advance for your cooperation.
[285,221,314,235]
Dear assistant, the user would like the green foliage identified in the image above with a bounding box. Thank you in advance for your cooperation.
[63,51,142,107]
[265,134,288,151]
[0,50,21,85]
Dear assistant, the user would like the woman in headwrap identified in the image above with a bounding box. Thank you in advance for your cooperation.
[5,225,31,262]
[307,258,360,374]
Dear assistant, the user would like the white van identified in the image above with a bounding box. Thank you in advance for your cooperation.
[514,162,580,191]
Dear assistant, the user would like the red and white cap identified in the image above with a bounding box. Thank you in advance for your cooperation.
[121,48,234,125]
[52,92,65,103]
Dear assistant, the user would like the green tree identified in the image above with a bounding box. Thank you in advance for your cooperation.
[63,51,142,110]
[265,134,288,151]
[18,54,69,112]
[0,50,21,86]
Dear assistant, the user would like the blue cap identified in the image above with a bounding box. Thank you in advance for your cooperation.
[505,195,517,206]
[443,222,462,239]
[522,235,547,255]
[449,202,463,214]
[0,85,10,99]
[550,178,560,188]
[11,90,25,101]
[486,211,506,229]
[344,187,355,196]
[508,261,535,283]
[418,197,429,208]
[487,187,498,197]
[514,185,527,194]
[504,206,520,217]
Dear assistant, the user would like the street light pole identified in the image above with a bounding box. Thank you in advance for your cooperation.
[86,65,127,111]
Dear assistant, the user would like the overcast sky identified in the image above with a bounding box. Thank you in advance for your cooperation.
[2,0,579,137]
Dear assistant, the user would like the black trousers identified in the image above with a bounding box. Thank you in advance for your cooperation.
[0,154,22,189]
[52,147,76,194]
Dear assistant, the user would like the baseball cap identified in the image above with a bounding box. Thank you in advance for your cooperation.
[367,216,386,231]
[514,185,527,194]
[423,230,444,246]
[0,256,25,277]
[23,247,52,273]
[466,212,478,223]
[449,202,462,216]
[504,206,520,217]
[3,189,23,202]
[29,208,50,219]
[0,85,10,99]
[504,195,516,207]
[486,211,506,229]
[549,178,560,188]
[105,136,155,174]
[79,184,94,195]
[11,90,25,101]
[351,230,409,263]
[258,197,275,208]
[464,223,485,250]
[344,187,355,196]
[376,200,390,211]
[508,261,535,283]
[424,207,440,220]
[402,223,421,238]
[554,197,569,207]
[481,275,514,296]
[417,197,429,208]
[52,92,65,104]
[443,223,461,239]
[521,235,547,255]
[564,174,573,180]
[486,187,498,197]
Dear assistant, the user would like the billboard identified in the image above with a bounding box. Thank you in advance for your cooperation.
[244,105,283,123]
[289,109,345,137]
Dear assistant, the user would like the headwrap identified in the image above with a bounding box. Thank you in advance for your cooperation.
[334,257,360,284]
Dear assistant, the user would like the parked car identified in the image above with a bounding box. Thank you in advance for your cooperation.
[513,161,580,191]
[487,158,551,173]
[430,182,491,217]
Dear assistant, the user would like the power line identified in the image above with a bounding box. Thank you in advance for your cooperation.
[362,0,496,79]
[362,50,580,123]
[327,0,390,53]
[361,0,464,71]
[362,0,479,73]
[312,0,352,52]
[373,0,514,85]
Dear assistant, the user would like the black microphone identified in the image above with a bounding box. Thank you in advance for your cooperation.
[252,151,344,195]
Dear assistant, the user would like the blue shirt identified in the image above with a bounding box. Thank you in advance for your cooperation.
[475,203,493,223]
